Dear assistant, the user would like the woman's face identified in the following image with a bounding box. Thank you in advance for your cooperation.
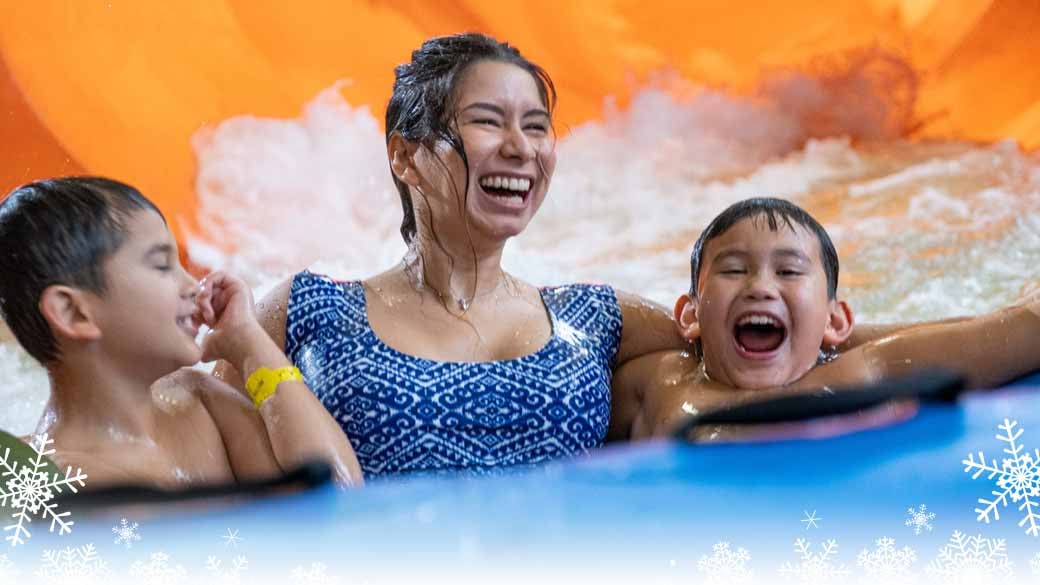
[414,60,557,245]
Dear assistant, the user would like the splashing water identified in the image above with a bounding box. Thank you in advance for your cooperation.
[2,58,1039,435]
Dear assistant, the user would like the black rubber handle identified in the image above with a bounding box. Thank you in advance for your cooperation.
[671,368,965,441]
[56,459,333,510]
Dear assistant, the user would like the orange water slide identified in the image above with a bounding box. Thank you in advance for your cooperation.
[2,0,1039,243]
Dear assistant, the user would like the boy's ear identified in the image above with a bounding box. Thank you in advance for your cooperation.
[387,133,421,188]
[673,293,701,343]
[38,285,102,343]
[822,299,855,348]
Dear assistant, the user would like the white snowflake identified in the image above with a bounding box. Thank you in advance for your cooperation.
[904,504,936,535]
[129,552,187,585]
[222,527,243,547]
[802,510,822,530]
[856,536,917,584]
[0,433,87,547]
[0,553,18,580]
[925,531,1013,584]
[1031,551,1040,576]
[697,541,753,584]
[962,418,1040,537]
[112,517,141,548]
[35,544,109,584]
[291,562,342,584]
[778,538,849,584]
[205,555,248,584]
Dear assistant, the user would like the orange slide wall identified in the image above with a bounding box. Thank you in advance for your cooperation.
[2,0,1040,243]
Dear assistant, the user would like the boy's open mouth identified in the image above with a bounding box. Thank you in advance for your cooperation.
[479,174,532,206]
[733,313,787,354]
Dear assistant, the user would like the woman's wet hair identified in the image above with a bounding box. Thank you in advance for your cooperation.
[385,32,557,244]
[0,177,162,364]
[689,197,840,299]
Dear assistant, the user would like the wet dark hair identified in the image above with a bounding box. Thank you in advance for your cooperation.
[0,177,163,364]
[689,197,839,299]
[385,32,557,244]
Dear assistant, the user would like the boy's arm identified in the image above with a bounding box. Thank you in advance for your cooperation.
[853,303,1040,390]
[186,370,284,482]
[198,273,364,487]
[838,316,972,351]
[609,351,658,441]
[610,350,707,441]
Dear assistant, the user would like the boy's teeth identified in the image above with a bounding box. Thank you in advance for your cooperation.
[480,176,531,192]
[738,315,780,327]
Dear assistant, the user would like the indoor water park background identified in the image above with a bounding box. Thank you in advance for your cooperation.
[1,2,1040,582]
[3,0,1040,435]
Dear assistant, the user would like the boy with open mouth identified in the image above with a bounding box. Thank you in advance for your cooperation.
[608,197,1040,440]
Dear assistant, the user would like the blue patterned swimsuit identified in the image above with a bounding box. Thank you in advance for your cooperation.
[285,271,622,478]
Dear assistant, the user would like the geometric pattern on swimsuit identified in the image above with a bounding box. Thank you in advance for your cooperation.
[285,271,622,479]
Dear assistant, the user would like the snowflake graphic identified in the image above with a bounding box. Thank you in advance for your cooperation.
[1031,551,1040,576]
[778,538,849,584]
[205,555,248,584]
[697,541,753,584]
[0,552,17,580]
[925,531,1013,584]
[112,517,141,548]
[962,418,1040,537]
[802,510,822,530]
[0,433,87,547]
[856,537,917,584]
[129,552,187,585]
[35,544,109,584]
[222,527,243,547]
[291,562,342,584]
[904,504,936,535]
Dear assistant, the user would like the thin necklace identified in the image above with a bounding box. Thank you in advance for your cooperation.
[429,276,508,312]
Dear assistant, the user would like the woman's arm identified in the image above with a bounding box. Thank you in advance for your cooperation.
[615,290,690,365]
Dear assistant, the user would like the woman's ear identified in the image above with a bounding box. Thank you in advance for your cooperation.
[822,298,855,348]
[674,293,701,343]
[388,133,421,188]
[39,285,102,343]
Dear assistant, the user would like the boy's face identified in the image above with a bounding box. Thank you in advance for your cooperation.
[88,210,202,378]
[689,216,850,389]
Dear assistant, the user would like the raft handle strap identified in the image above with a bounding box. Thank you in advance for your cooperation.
[672,368,965,441]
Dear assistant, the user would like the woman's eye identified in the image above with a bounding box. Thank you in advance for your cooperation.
[525,124,548,133]
[720,269,746,275]
[473,118,500,127]
[778,269,803,277]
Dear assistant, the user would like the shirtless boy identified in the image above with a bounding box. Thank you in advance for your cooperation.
[0,177,363,487]
[609,197,1040,439]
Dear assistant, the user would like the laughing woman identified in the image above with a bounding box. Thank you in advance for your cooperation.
[215,33,685,477]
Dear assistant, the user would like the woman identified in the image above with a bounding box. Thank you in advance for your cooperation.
[216,34,681,477]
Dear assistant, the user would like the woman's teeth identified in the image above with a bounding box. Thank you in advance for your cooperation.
[479,176,531,192]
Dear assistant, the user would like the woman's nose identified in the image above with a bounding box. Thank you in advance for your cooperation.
[501,125,536,161]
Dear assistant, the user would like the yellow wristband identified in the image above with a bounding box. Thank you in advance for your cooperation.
[245,366,303,409]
